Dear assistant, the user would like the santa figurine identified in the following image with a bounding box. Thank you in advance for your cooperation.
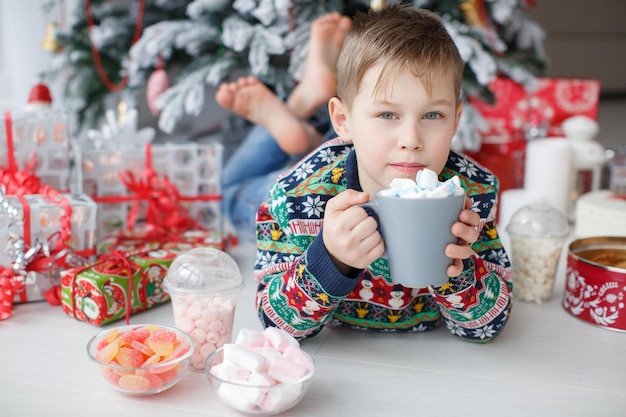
[25,82,53,112]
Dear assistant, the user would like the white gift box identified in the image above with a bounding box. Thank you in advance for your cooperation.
[0,110,71,191]
[0,192,98,303]
[75,141,223,241]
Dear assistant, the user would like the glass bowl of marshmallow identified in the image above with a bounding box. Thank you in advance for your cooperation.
[205,327,315,415]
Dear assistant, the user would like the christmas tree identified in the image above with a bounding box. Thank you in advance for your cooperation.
[47,0,191,130]
[49,0,547,150]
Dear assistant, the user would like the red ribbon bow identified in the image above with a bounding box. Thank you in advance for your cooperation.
[120,144,203,233]
[1,111,81,320]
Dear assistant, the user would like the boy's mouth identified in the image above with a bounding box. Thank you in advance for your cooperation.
[390,162,425,175]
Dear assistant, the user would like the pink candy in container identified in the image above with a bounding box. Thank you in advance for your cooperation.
[162,247,244,370]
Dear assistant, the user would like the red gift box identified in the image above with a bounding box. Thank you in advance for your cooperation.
[469,77,601,142]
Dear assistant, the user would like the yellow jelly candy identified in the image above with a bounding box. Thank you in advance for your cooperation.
[145,328,176,357]
[95,341,119,363]
[118,374,151,392]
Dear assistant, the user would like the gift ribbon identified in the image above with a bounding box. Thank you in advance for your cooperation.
[4,112,16,173]
[99,228,197,253]
[0,184,90,319]
[0,273,16,320]
[94,143,213,234]
[2,112,42,195]
[69,249,146,325]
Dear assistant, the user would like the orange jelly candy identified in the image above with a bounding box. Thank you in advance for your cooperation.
[145,328,177,357]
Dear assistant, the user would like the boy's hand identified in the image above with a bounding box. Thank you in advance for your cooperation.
[322,190,384,274]
[445,196,480,277]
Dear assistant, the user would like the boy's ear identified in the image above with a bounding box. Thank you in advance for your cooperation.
[453,101,464,132]
[328,96,350,140]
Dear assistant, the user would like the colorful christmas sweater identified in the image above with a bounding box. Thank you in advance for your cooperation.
[253,139,513,343]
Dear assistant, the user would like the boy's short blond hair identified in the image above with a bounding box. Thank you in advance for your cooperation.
[336,5,464,107]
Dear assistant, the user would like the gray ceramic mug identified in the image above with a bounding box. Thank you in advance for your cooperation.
[360,191,465,288]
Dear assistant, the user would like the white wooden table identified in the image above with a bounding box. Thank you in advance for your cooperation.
[2,241,625,417]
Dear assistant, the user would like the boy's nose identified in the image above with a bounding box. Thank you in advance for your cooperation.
[398,121,423,150]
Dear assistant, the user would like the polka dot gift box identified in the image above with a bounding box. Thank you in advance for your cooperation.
[75,141,223,244]
[1,111,72,192]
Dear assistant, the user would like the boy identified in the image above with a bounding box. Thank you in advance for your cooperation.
[253,5,513,343]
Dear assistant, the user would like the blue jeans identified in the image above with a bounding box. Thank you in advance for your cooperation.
[222,125,294,242]
[222,114,336,242]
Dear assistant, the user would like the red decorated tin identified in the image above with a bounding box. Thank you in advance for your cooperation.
[563,237,626,332]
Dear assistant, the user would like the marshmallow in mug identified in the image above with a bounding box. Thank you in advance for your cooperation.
[380,168,465,198]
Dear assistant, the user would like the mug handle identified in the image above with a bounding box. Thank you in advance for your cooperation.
[356,200,378,219]
[356,201,387,259]
[356,201,376,210]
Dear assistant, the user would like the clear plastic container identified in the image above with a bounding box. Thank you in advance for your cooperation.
[506,204,569,303]
[163,247,244,370]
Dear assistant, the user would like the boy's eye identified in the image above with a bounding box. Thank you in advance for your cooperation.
[378,112,396,120]
[424,112,442,120]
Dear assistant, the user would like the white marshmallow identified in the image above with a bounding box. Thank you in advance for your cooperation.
[428,185,452,198]
[389,178,417,190]
[263,327,299,353]
[210,362,251,382]
[415,169,439,190]
[251,346,282,369]
[385,168,464,199]
[217,382,263,411]
[247,371,276,387]
[282,344,314,372]
[223,343,266,372]
[267,355,308,383]
[261,383,303,413]
[235,329,265,348]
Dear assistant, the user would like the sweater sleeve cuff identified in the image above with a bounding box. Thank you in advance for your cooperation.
[305,234,361,297]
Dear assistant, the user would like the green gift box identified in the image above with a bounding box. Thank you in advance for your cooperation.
[60,247,177,326]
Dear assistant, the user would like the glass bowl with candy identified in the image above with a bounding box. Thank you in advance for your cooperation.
[205,327,315,415]
[86,324,194,395]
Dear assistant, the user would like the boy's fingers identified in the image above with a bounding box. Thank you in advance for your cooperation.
[327,189,370,213]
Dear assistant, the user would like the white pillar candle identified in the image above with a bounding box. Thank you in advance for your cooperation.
[523,138,573,219]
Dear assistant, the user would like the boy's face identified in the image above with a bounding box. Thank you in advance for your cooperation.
[329,63,463,198]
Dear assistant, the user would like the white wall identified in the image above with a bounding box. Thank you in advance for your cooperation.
[0,0,53,112]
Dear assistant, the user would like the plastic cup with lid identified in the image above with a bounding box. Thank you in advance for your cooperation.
[506,203,570,303]
[163,247,244,370]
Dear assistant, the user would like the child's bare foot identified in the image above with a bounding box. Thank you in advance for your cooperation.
[287,12,352,119]
[215,76,322,155]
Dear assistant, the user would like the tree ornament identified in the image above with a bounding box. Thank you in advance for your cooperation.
[460,0,484,27]
[146,56,170,116]
[41,22,62,52]
[25,82,53,112]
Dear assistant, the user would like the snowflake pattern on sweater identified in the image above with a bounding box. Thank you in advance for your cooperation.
[254,139,513,343]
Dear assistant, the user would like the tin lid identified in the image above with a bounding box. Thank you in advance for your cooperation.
[506,203,570,238]
[163,247,244,297]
